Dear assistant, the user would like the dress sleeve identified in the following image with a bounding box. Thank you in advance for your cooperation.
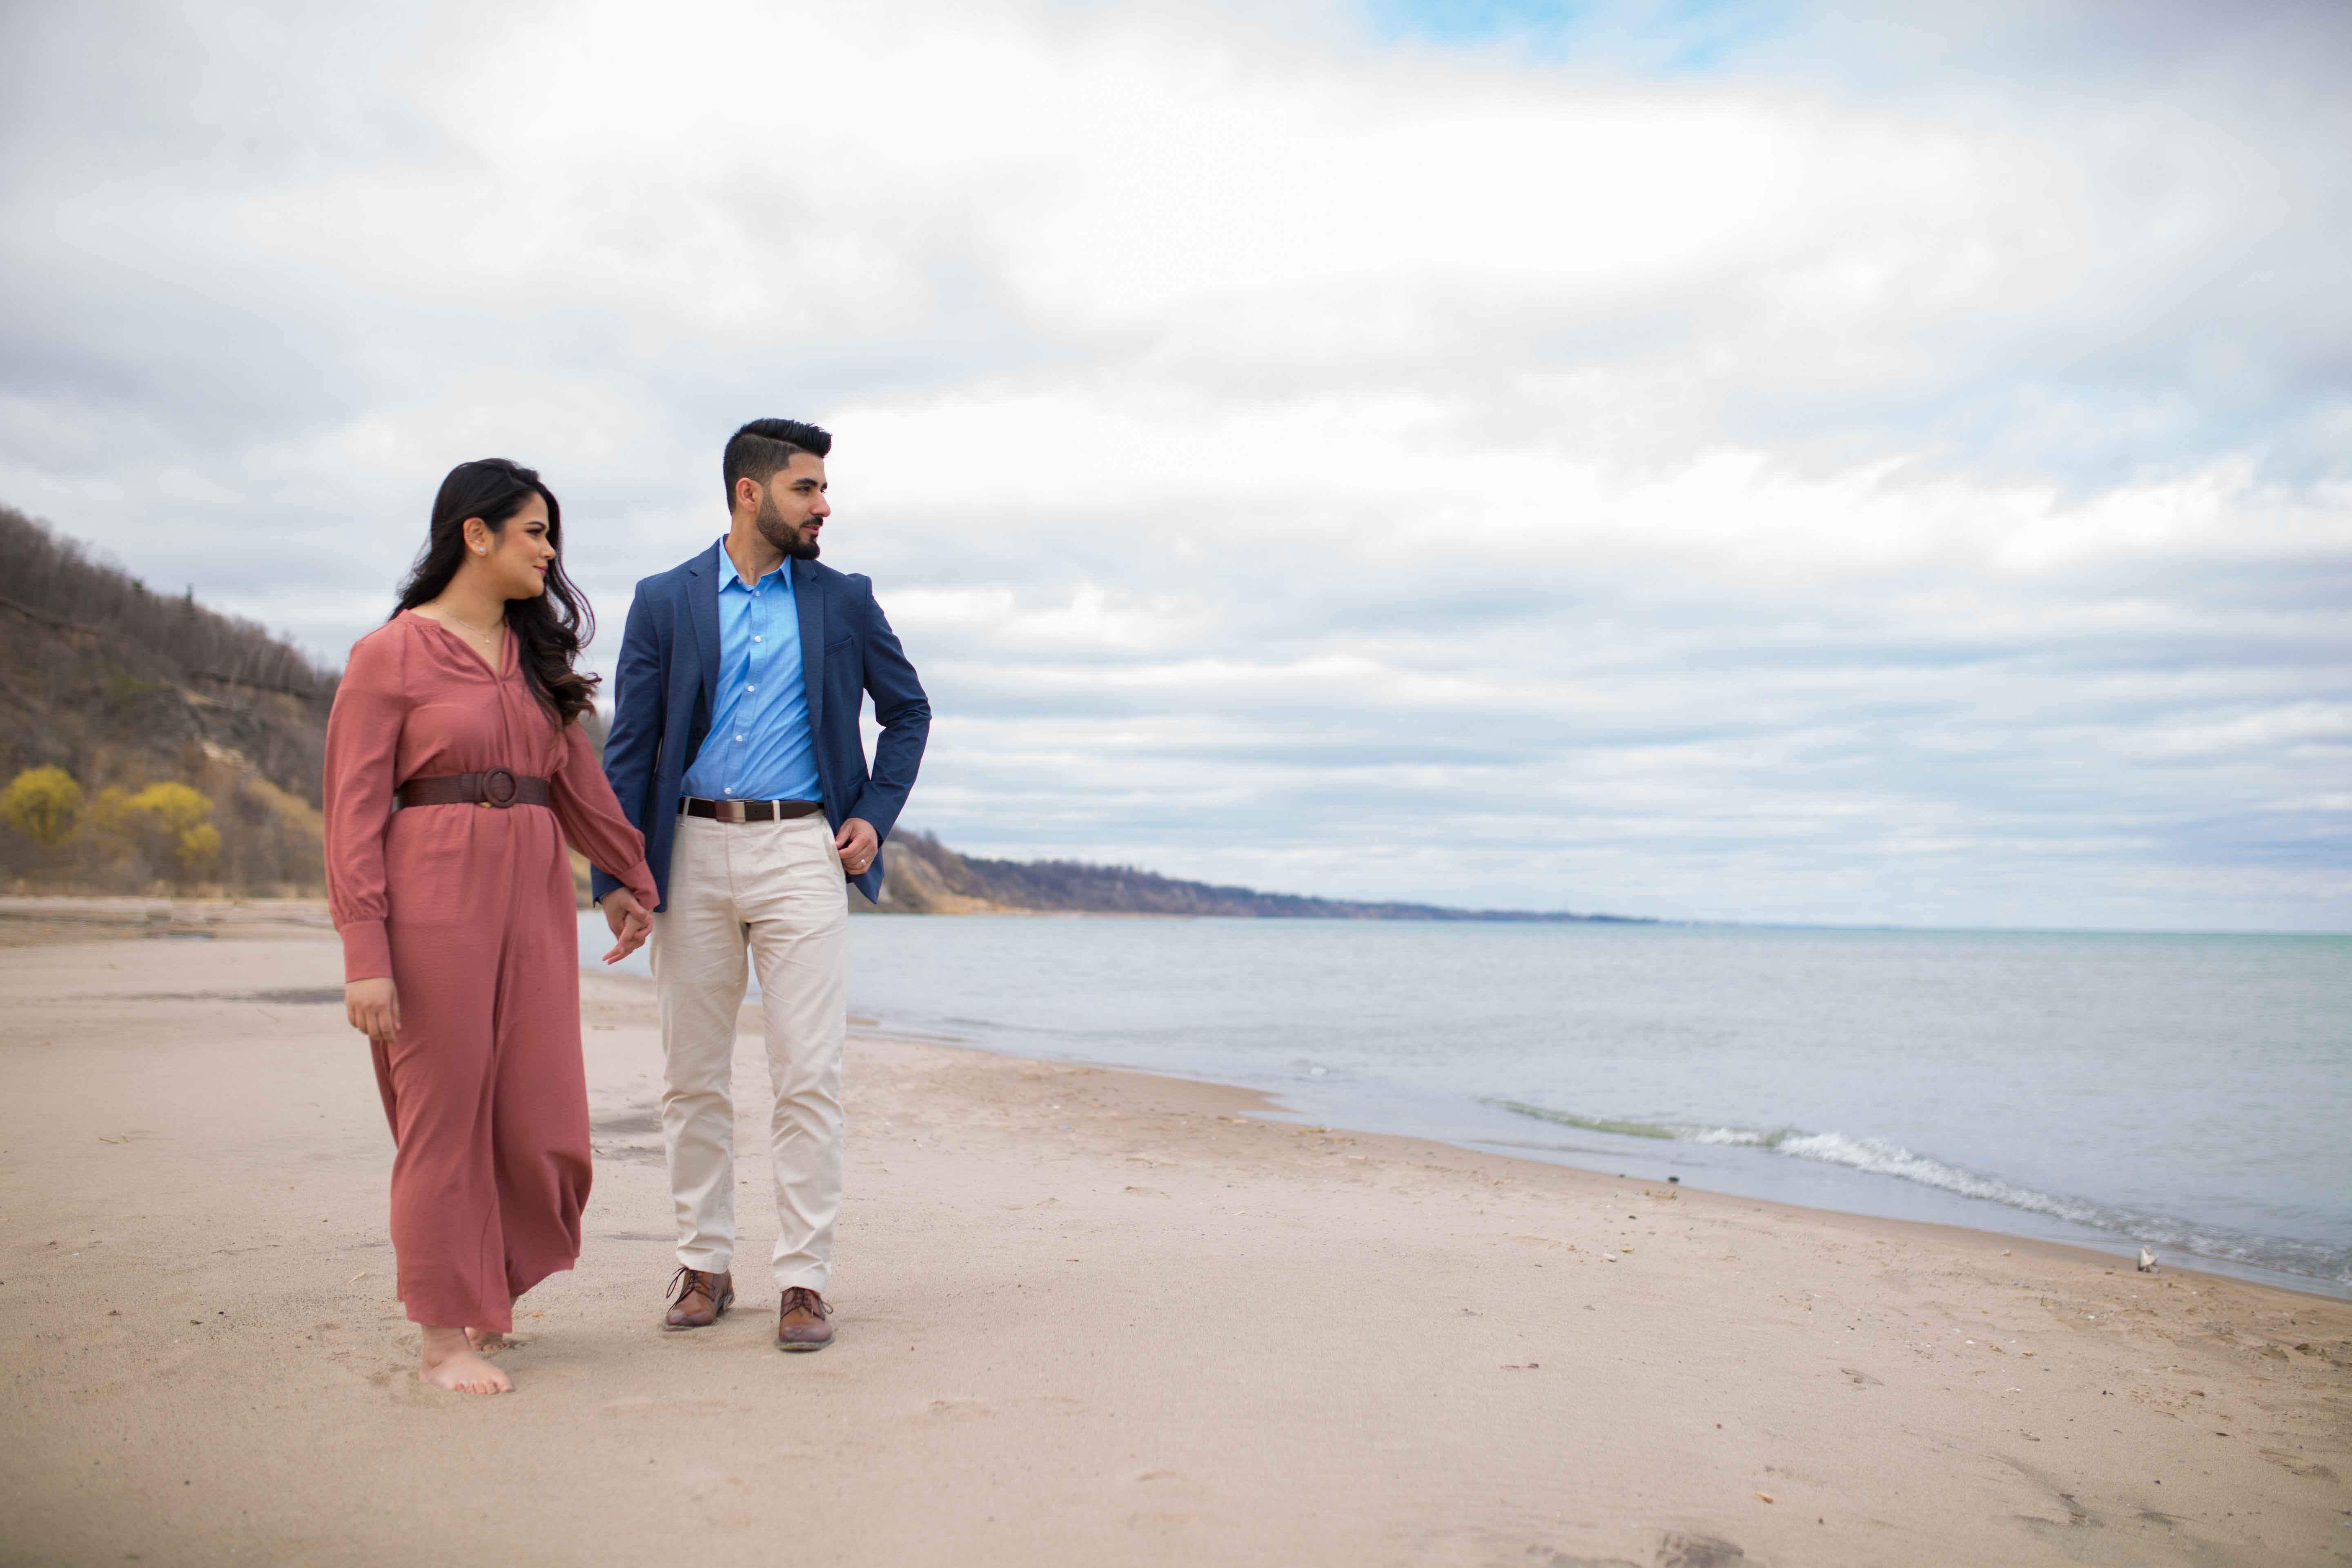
[550,718,658,908]
[322,631,409,984]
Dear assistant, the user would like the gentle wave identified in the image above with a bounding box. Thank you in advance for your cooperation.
[1487,1098,2351,1285]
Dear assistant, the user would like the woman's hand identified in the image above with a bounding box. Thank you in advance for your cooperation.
[600,889,653,964]
[346,978,401,1045]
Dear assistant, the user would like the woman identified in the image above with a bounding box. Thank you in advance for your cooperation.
[325,458,657,1396]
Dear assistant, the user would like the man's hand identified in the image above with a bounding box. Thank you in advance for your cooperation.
[600,888,653,964]
[835,816,879,878]
[346,977,400,1046]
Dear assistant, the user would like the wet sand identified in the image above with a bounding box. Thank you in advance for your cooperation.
[2,900,2347,1566]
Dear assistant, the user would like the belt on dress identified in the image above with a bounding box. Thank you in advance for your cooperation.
[680,796,824,823]
[396,769,551,809]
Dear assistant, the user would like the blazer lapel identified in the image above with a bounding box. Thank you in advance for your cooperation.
[686,542,722,710]
[793,558,825,732]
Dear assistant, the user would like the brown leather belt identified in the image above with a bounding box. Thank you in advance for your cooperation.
[396,769,551,809]
[681,796,824,823]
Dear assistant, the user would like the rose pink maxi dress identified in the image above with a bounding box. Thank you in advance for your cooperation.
[323,610,657,1334]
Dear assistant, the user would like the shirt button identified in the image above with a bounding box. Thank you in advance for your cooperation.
[752,635,762,643]
[735,734,744,742]
[746,684,755,693]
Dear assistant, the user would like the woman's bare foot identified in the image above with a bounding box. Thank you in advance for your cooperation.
[420,1325,511,1394]
[464,1298,515,1352]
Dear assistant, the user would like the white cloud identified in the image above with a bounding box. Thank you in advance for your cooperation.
[0,0,2345,928]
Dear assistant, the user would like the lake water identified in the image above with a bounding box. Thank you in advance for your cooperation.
[584,912,2352,1298]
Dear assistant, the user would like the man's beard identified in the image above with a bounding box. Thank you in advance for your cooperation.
[754,491,820,561]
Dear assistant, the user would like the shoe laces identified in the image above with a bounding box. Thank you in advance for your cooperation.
[668,1265,717,1308]
[780,1286,831,1320]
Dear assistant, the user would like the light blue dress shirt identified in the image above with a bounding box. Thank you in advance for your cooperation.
[680,543,822,803]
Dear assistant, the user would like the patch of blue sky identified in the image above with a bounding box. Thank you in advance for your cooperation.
[1363,0,1787,72]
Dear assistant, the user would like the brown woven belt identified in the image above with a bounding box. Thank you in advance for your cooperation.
[680,796,824,823]
[396,769,551,809]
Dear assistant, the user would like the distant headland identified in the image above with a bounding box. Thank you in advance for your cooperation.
[854,831,1649,922]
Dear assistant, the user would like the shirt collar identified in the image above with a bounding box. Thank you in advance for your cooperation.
[716,541,790,592]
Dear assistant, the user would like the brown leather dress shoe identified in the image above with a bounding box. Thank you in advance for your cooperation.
[775,1286,833,1352]
[664,1266,734,1330]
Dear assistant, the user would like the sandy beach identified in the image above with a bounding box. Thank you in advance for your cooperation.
[2,900,2346,1567]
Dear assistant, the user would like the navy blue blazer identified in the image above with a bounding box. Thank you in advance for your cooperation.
[590,543,930,911]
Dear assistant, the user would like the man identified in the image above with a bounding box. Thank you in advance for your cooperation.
[594,418,929,1351]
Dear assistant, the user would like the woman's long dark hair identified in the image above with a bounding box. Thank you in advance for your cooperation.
[394,458,599,728]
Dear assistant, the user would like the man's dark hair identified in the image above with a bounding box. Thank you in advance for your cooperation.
[723,419,832,506]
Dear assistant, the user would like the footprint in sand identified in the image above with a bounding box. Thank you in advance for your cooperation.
[2258,1448,2338,1480]
[1656,1532,1747,1568]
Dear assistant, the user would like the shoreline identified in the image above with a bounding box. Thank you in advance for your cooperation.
[818,921,2349,1304]
[4,912,2349,1565]
[11,887,2344,938]
[883,1029,2346,1304]
[836,1015,2352,1306]
[11,896,2343,1300]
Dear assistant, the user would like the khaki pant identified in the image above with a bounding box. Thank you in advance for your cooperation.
[650,811,846,1292]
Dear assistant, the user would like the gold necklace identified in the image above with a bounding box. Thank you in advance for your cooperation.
[441,610,503,647]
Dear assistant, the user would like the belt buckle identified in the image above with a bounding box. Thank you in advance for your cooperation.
[481,766,518,808]
[716,798,749,824]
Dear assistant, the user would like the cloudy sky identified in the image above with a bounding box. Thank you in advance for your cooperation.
[3,0,2347,930]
